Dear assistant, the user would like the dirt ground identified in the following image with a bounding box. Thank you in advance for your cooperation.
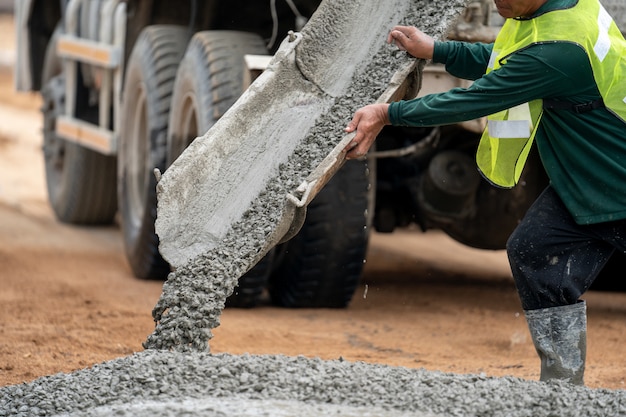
[1,13,625,391]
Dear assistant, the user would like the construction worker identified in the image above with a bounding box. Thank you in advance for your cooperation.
[345,0,626,385]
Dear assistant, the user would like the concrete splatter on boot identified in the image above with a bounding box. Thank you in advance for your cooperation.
[524,301,587,385]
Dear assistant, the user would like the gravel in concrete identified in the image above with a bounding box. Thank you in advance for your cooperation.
[1,351,625,416]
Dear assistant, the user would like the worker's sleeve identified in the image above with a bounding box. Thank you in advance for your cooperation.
[432,41,493,80]
[388,42,592,127]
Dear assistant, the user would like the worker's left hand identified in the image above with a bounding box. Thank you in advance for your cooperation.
[344,103,390,159]
[387,26,434,60]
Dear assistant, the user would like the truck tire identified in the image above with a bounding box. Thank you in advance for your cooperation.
[268,160,371,308]
[166,30,271,307]
[42,27,117,224]
[118,26,188,279]
[591,251,626,292]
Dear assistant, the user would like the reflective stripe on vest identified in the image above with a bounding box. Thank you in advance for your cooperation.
[477,101,543,188]
[476,0,626,188]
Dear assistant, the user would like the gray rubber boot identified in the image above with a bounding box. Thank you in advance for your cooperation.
[524,301,587,385]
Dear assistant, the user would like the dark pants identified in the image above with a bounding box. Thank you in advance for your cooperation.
[507,186,626,311]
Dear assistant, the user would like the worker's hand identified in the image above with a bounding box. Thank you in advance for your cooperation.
[344,103,390,159]
[387,26,434,60]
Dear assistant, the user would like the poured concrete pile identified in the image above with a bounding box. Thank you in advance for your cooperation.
[2,351,626,416]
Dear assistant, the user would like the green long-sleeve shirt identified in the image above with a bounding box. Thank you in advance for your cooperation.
[388,0,626,225]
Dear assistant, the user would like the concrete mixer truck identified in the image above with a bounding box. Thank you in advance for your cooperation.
[13,0,626,308]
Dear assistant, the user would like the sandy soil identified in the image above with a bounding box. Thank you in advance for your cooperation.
[1,13,625,391]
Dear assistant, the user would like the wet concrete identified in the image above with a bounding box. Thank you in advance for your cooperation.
[146,0,467,353]
[2,351,625,416]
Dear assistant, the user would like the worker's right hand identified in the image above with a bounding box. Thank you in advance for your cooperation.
[387,26,434,60]
[344,103,390,160]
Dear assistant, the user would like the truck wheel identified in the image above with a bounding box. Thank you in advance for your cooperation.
[167,31,271,307]
[268,160,371,308]
[42,27,117,224]
[591,252,626,292]
[118,26,188,279]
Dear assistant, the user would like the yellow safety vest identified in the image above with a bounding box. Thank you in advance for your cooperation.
[476,0,626,188]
